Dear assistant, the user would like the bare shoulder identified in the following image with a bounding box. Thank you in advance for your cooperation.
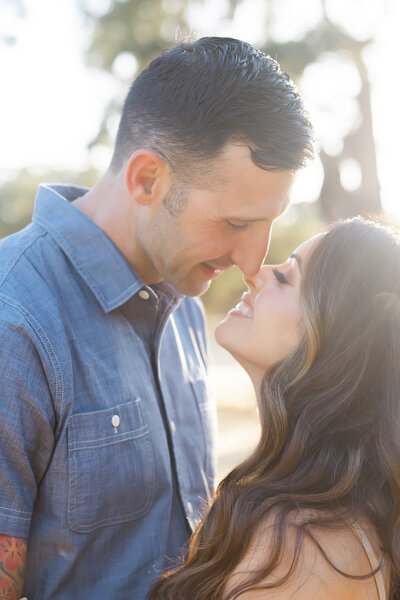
[223,513,386,600]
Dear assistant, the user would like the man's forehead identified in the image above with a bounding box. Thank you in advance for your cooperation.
[222,196,289,221]
[190,143,295,194]
[193,144,260,189]
[216,181,292,218]
[210,144,260,185]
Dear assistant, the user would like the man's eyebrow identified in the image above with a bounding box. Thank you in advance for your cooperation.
[226,200,290,224]
[226,217,268,223]
[290,253,303,273]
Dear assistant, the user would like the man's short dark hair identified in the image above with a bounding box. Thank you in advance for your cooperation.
[110,36,314,179]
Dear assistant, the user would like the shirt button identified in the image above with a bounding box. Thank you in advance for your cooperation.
[138,289,150,300]
[187,501,193,513]
[111,415,120,428]
[170,420,176,433]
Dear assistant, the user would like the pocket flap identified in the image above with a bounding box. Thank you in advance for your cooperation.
[68,398,147,451]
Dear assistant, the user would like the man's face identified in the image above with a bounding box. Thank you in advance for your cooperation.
[137,144,295,296]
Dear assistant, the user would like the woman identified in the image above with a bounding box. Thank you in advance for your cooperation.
[147,217,400,599]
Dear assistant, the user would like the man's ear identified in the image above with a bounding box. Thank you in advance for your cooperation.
[125,150,170,205]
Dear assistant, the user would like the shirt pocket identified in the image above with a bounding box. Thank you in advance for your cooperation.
[67,398,155,533]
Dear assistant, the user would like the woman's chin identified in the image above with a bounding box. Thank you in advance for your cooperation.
[214,317,232,351]
[215,322,255,377]
[215,316,253,362]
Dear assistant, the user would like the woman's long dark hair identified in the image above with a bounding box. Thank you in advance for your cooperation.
[147,217,400,600]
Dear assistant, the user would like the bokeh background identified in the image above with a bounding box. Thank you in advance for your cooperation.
[1,0,399,480]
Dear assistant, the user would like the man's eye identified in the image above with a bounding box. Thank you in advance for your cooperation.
[227,221,249,230]
[272,268,289,285]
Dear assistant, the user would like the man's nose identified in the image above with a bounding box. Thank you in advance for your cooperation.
[230,225,272,278]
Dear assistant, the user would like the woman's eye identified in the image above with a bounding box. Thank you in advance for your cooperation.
[227,221,249,230]
[272,268,289,285]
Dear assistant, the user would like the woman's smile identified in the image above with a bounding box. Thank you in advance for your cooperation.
[230,292,254,319]
[215,234,323,385]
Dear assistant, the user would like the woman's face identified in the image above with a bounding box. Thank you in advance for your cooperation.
[215,234,324,385]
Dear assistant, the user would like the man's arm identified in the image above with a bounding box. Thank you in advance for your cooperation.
[0,307,56,600]
[0,534,27,599]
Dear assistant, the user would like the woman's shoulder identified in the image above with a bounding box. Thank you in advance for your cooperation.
[223,511,388,600]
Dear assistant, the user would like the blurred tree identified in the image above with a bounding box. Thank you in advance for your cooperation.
[80,0,383,220]
[0,0,25,46]
[265,2,382,221]
[0,168,99,238]
[0,0,384,320]
[78,0,193,152]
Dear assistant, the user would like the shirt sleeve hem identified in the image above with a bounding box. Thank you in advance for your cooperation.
[0,508,32,538]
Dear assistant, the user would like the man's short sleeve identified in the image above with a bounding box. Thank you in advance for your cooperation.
[0,306,56,538]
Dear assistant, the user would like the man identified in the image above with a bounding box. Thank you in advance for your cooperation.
[0,37,313,599]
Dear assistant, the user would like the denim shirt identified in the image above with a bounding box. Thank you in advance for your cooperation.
[0,184,217,599]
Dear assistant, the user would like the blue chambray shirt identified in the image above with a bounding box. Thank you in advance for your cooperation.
[0,184,217,599]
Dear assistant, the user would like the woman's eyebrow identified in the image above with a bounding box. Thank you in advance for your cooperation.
[290,253,303,273]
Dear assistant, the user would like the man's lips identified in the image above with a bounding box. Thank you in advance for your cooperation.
[200,263,223,279]
[201,263,232,278]
[203,261,233,271]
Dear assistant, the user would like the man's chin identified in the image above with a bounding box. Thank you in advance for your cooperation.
[181,280,212,297]
[172,274,213,297]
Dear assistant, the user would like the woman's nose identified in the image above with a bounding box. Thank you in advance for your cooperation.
[244,265,271,291]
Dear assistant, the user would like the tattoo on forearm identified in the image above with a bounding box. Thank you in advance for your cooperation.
[0,536,27,600]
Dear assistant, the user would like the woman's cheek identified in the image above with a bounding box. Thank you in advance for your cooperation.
[255,298,300,355]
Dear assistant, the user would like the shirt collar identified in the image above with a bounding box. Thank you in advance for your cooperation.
[33,183,155,313]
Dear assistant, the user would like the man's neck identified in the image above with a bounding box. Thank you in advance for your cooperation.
[72,170,161,284]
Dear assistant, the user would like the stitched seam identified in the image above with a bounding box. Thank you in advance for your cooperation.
[0,506,30,518]
[0,514,30,521]
[34,214,140,308]
[0,294,64,416]
[71,398,140,418]
[0,230,47,287]
[34,215,108,305]
[71,437,155,531]
[68,428,149,451]
[67,409,78,530]
[68,425,148,446]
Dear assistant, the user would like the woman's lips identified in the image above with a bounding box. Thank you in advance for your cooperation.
[228,292,254,319]
[241,292,253,310]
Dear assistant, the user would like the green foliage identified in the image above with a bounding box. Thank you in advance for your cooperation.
[0,168,99,239]
[79,0,194,149]
[81,0,192,71]
[0,0,383,257]
[80,0,382,221]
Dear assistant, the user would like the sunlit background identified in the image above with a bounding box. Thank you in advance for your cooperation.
[1,0,399,478]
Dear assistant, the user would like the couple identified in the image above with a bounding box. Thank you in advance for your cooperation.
[0,37,398,600]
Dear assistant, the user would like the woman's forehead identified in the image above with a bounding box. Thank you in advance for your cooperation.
[293,232,326,261]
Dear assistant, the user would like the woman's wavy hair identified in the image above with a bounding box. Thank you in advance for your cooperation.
[147,217,400,600]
